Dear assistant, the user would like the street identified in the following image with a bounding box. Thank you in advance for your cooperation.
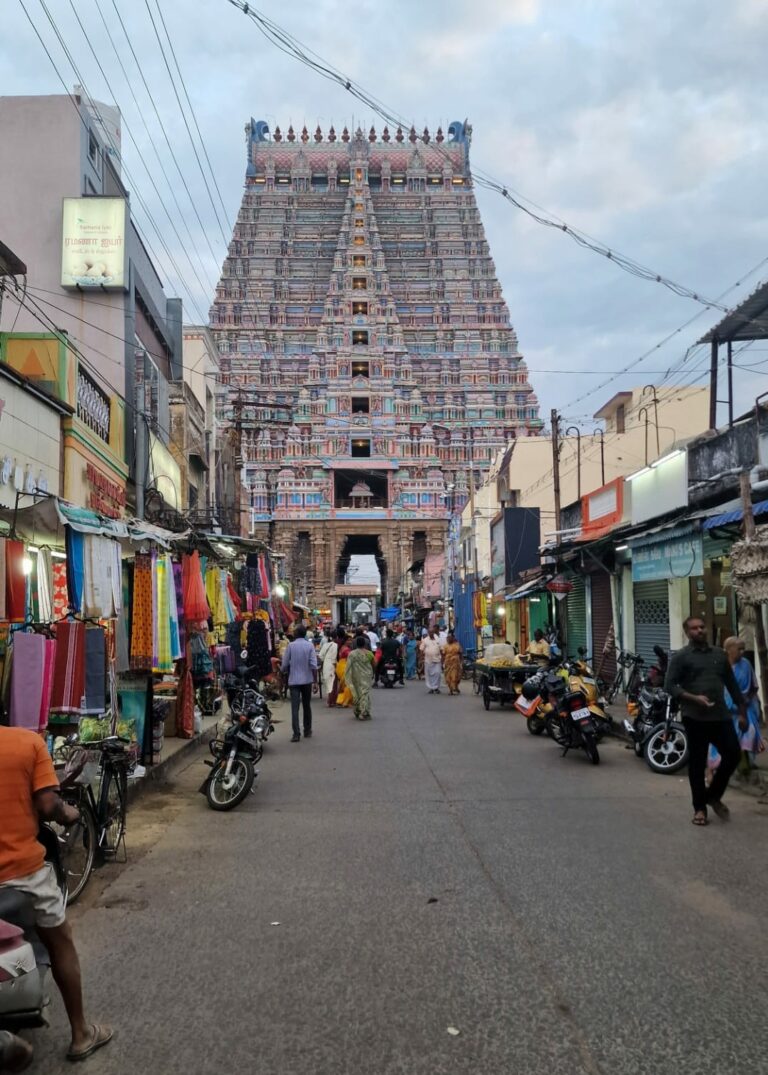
[30,682,768,1075]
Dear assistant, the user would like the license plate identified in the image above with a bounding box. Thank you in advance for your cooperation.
[571,707,591,722]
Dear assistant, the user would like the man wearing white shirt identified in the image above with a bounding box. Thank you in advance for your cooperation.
[366,625,380,650]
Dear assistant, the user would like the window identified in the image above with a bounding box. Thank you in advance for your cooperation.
[351,438,371,457]
[352,361,369,378]
[351,396,370,414]
[352,277,367,290]
[353,255,366,267]
[88,131,98,164]
[616,404,626,434]
[353,236,365,246]
[352,301,368,316]
[355,218,364,228]
[352,330,369,346]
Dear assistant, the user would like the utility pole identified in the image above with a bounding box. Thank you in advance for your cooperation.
[551,408,562,532]
[739,470,768,709]
[709,337,718,430]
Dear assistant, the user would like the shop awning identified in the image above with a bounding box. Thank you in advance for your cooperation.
[505,574,552,601]
[702,499,768,530]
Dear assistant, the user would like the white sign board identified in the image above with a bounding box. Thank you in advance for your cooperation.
[61,197,127,289]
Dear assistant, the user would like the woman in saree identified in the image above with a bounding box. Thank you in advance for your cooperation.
[404,631,418,680]
[345,635,375,720]
[443,633,464,695]
[330,629,353,708]
[320,632,339,705]
[709,636,764,776]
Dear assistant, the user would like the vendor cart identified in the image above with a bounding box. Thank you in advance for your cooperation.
[474,644,544,710]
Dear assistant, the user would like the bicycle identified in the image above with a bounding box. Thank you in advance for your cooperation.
[603,651,646,705]
[54,733,132,904]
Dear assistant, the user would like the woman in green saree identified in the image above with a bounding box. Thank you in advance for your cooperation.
[345,635,375,720]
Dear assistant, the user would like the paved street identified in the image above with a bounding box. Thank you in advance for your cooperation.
[29,681,768,1075]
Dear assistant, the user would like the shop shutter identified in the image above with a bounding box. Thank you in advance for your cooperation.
[590,572,616,679]
[633,579,670,666]
[565,577,588,657]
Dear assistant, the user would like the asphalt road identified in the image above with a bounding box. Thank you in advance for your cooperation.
[25,679,768,1075]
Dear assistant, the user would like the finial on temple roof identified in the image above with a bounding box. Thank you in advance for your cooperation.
[273,125,282,142]
[382,125,390,142]
[408,125,417,143]
[328,125,336,142]
[314,125,323,142]
[287,124,296,142]
[436,126,444,143]
[301,125,309,143]
[368,125,376,143]
[341,126,350,142]
[422,126,430,143]
[395,125,404,143]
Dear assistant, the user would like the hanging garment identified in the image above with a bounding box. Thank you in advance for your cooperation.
[258,556,270,599]
[52,561,69,620]
[153,555,173,674]
[182,552,210,622]
[5,540,27,622]
[0,539,7,620]
[110,541,123,619]
[49,620,86,714]
[227,576,242,617]
[130,553,154,671]
[9,632,46,730]
[38,638,56,732]
[36,548,54,623]
[167,556,182,662]
[65,529,85,615]
[173,561,186,653]
[176,659,195,739]
[247,618,272,677]
[83,535,114,619]
[82,627,106,714]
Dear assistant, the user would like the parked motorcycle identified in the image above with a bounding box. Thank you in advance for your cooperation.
[623,686,689,774]
[518,670,601,763]
[0,828,64,1033]
[199,717,260,811]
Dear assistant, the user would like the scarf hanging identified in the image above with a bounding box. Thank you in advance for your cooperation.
[182,551,210,623]
[36,548,54,623]
[153,554,173,673]
[38,638,56,731]
[10,632,46,729]
[65,529,85,615]
[167,556,182,661]
[0,538,7,620]
[82,627,107,714]
[6,540,27,622]
[52,561,69,619]
[173,561,186,653]
[130,553,153,671]
[50,620,86,714]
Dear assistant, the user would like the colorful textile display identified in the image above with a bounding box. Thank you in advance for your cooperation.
[9,632,46,729]
[39,638,56,731]
[130,553,154,671]
[153,554,173,673]
[36,548,53,623]
[246,618,272,677]
[82,627,106,714]
[52,561,69,619]
[50,620,86,714]
[0,539,6,620]
[173,561,186,653]
[182,551,210,623]
[6,540,27,622]
[167,556,182,661]
[65,529,85,615]
[176,657,195,739]
[83,535,115,619]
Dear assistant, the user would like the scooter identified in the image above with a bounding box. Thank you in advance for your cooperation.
[382,661,398,688]
[0,828,64,1033]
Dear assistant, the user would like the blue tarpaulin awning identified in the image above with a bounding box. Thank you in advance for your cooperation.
[703,500,768,530]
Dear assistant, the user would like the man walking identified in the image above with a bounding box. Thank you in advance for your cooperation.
[281,625,318,742]
[0,725,112,1062]
[664,615,747,826]
[420,626,444,694]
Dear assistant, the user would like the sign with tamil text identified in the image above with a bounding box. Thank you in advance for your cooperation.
[61,197,127,289]
[631,531,703,582]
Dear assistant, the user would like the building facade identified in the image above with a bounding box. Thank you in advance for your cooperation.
[212,119,541,608]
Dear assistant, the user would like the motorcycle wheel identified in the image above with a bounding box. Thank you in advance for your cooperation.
[546,714,566,745]
[633,740,644,757]
[483,689,491,711]
[384,679,393,689]
[55,797,97,905]
[644,724,689,774]
[526,715,545,736]
[582,732,600,765]
[206,756,255,811]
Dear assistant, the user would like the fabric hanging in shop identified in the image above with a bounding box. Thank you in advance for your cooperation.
[167,556,182,662]
[39,638,56,732]
[153,555,173,673]
[50,620,86,714]
[52,561,68,619]
[130,552,154,671]
[65,529,85,614]
[247,618,272,677]
[225,620,241,652]
[82,627,106,714]
[182,551,210,623]
[9,632,46,730]
[36,548,53,623]
[83,535,116,619]
[6,540,27,622]
[172,561,186,653]
[0,539,6,620]
[176,654,195,738]
[242,553,262,600]
[227,576,242,617]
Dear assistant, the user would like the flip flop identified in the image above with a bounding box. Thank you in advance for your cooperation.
[691,815,709,826]
[67,1024,113,1062]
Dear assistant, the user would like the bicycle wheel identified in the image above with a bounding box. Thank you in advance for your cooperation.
[55,796,97,904]
[100,766,128,859]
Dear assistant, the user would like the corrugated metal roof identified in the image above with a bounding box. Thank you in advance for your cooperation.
[698,279,768,343]
[702,499,768,530]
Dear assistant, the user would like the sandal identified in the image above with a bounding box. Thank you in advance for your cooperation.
[67,1024,113,1063]
[691,814,709,827]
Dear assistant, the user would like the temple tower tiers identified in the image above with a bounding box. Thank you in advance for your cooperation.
[211,119,542,609]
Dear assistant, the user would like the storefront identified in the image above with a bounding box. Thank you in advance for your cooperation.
[0,363,67,501]
[628,524,702,662]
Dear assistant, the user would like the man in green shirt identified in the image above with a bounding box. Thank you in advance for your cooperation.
[664,616,747,826]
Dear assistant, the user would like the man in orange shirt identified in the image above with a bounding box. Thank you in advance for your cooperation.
[0,726,112,1062]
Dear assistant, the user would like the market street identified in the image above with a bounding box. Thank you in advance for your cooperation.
[29,684,768,1075]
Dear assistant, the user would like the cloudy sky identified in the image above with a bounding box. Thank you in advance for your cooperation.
[4,0,768,431]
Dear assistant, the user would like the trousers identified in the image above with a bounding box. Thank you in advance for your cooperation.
[290,683,313,737]
[683,717,741,813]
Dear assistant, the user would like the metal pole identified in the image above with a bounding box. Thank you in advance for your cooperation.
[565,426,581,500]
[709,337,718,430]
[727,340,734,429]
[592,428,605,485]
[551,409,561,532]
[135,382,146,520]
[638,407,650,467]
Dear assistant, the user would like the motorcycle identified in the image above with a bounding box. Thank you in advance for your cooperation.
[199,717,261,811]
[0,828,64,1033]
[518,671,600,763]
[382,660,398,688]
[623,687,688,774]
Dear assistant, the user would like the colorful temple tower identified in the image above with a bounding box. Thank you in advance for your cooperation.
[211,119,542,609]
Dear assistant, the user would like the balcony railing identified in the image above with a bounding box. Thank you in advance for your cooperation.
[77,368,110,443]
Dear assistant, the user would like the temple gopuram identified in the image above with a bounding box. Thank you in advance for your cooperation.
[211,118,542,612]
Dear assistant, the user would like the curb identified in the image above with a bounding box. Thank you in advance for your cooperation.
[127,721,218,803]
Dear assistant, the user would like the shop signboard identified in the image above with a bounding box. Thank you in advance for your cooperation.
[629,450,687,527]
[61,197,127,289]
[631,529,703,582]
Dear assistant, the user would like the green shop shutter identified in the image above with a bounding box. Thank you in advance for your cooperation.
[565,577,588,657]
[633,579,670,666]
